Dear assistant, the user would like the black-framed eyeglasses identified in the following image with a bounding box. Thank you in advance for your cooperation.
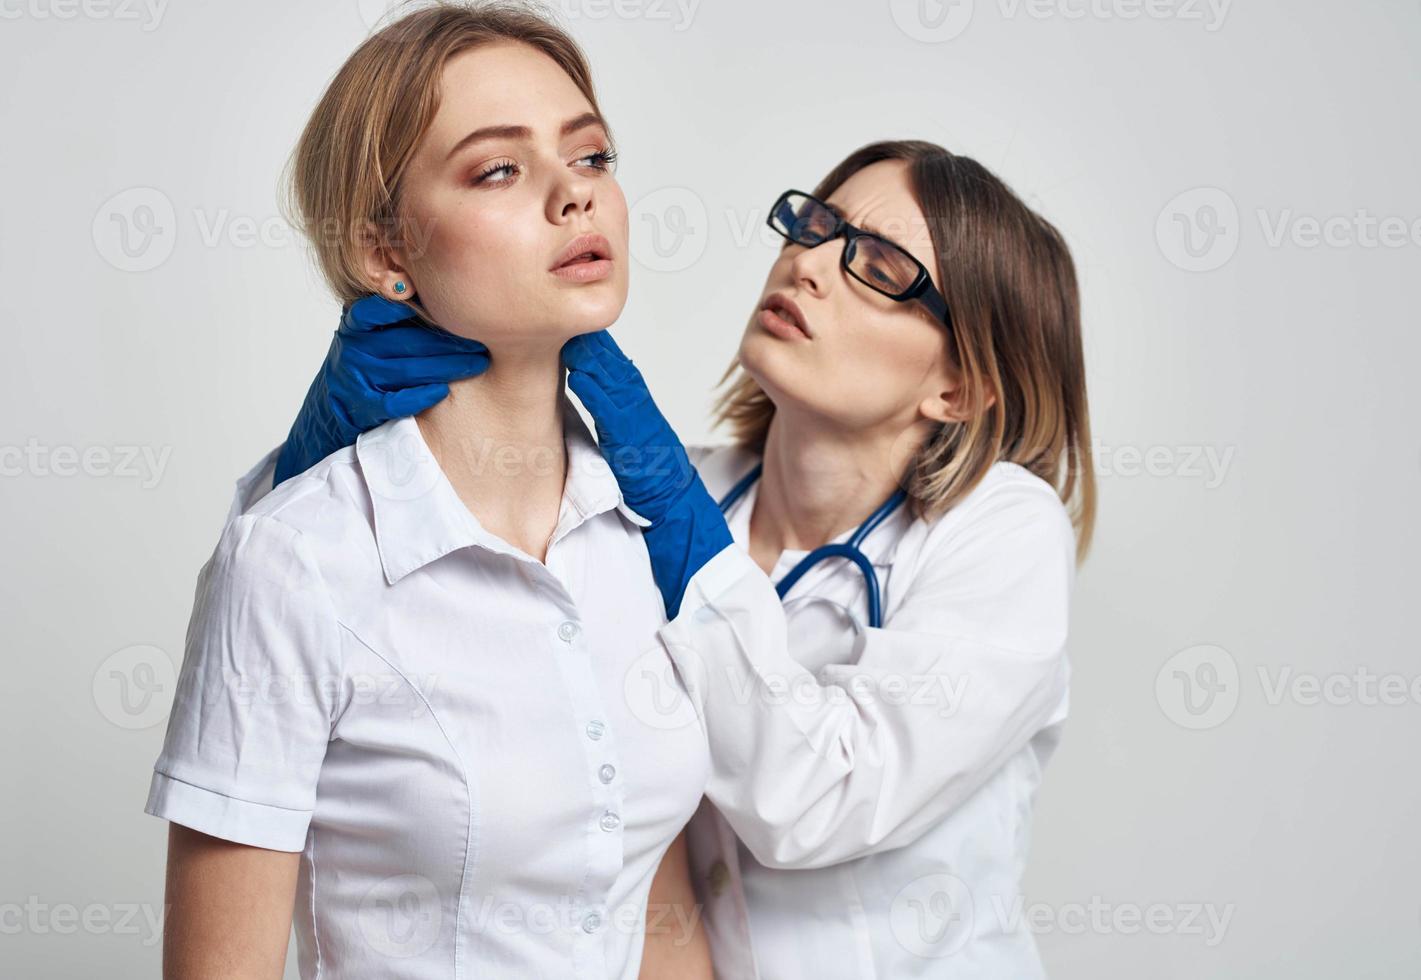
[767,189,951,329]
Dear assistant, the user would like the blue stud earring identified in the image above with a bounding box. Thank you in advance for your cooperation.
[393,281,407,294]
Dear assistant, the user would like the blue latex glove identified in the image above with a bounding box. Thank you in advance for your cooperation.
[561,330,734,619]
[274,295,491,485]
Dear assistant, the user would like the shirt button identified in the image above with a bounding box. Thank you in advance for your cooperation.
[599,811,621,832]
[581,911,602,933]
[585,720,605,740]
[557,621,580,643]
[598,764,616,784]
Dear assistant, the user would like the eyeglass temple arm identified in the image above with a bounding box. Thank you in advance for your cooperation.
[912,277,952,330]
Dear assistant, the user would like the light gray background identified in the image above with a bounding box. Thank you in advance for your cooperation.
[3,0,1418,976]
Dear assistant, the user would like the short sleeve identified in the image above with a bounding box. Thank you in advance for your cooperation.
[144,512,342,852]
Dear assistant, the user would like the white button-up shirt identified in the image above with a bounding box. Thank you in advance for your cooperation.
[144,399,710,980]
[667,444,1077,980]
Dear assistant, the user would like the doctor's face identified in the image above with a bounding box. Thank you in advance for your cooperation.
[373,42,629,350]
[737,160,959,435]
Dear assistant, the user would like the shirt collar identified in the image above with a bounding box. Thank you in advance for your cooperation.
[356,397,650,586]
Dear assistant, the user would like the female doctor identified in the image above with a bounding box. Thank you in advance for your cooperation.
[267,139,1095,977]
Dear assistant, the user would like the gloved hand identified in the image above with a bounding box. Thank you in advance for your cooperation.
[561,329,734,619]
[274,295,491,485]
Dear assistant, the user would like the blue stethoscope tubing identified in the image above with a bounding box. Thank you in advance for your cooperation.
[716,463,908,629]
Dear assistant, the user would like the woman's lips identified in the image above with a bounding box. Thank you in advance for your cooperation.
[551,256,613,282]
[550,233,613,282]
[757,307,811,340]
[758,294,812,340]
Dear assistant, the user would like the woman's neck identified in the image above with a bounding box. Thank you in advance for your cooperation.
[416,345,568,563]
[747,410,910,576]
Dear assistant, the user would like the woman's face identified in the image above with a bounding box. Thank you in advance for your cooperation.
[738,160,961,435]
[374,42,629,350]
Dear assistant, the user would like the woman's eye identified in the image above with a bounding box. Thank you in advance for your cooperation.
[575,148,618,172]
[473,161,519,185]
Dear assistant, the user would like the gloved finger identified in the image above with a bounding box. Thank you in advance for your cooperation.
[567,371,679,478]
[341,294,419,332]
[328,354,388,430]
[363,351,491,388]
[566,340,672,426]
[563,329,633,373]
[562,330,643,388]
[346,321,490,359]
[565,366,621,435]
[565,350,654,425]
[338,342,486,387]
[382,382,454,420]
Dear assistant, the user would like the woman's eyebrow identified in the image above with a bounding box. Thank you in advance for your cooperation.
[445,112,606,161]
[829,200,885,237]
[829,201,889,239]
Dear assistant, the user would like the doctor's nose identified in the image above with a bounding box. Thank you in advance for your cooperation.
[790,240,839,299]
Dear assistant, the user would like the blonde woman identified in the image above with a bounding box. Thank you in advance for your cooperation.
[143,5,715,978]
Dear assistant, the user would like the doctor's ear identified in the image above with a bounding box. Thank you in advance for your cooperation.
[358,219,416,302]
[917,369,996,425]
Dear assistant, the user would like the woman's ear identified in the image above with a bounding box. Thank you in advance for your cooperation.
[359,220,414,300]
[918,365,996,424]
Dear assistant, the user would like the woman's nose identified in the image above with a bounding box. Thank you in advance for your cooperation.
[551,173,596,222]
[790,239,840,297]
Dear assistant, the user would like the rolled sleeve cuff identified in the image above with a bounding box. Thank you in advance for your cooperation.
[144,770,312,852]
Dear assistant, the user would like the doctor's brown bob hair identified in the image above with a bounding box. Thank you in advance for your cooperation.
[713,141,1097,563]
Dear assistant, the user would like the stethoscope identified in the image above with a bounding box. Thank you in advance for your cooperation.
[716,463,908,629]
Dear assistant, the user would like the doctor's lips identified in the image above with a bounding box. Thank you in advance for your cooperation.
[550,233,613,283]
[758,292,813,340]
